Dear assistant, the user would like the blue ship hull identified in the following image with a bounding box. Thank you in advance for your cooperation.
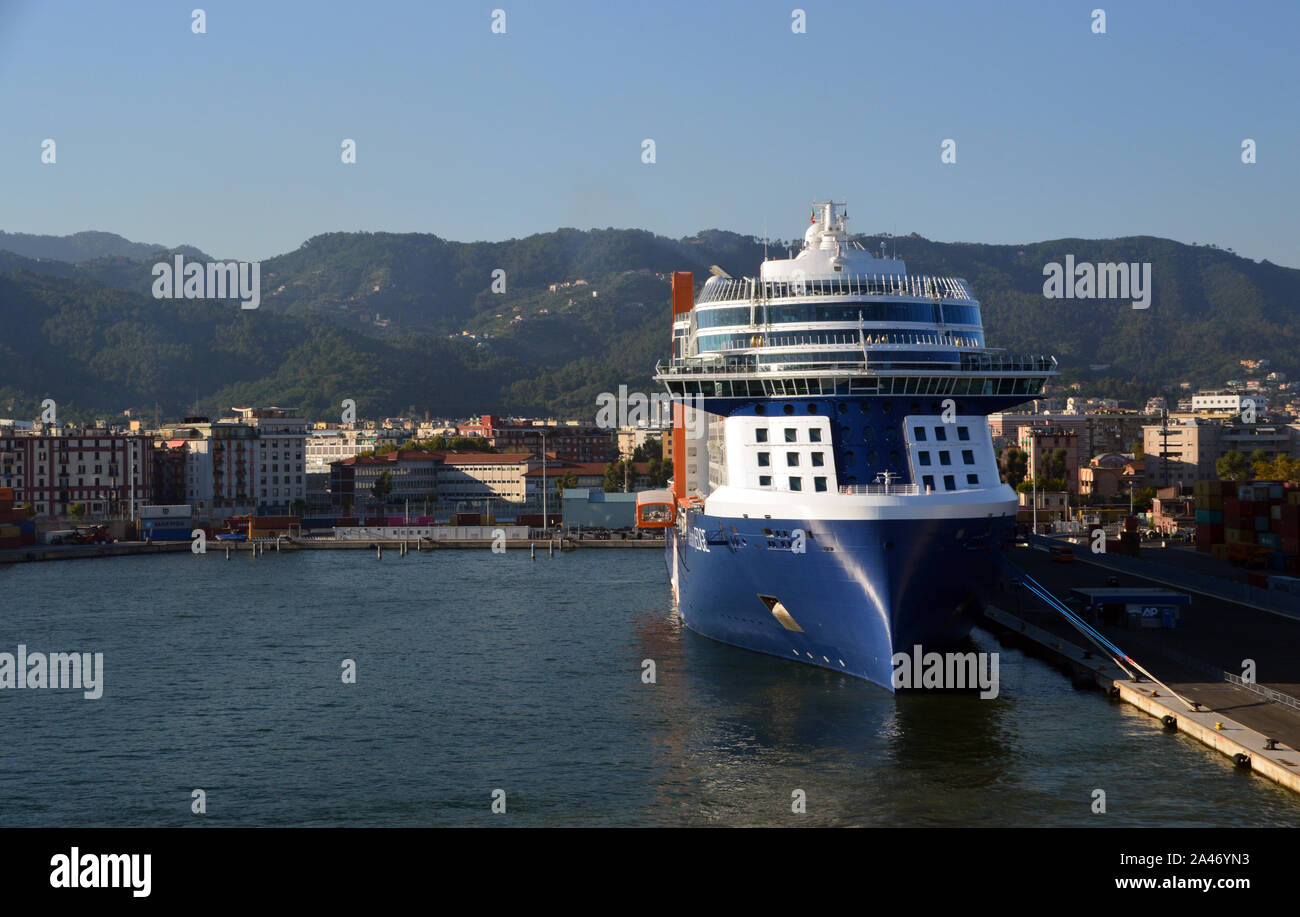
[667,510,1014,690]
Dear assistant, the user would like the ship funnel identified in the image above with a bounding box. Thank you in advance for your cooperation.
[671,271,694,316]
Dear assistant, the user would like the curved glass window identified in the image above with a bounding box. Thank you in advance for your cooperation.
[695,306,754,329]
[695,329,984,353]
[940,304,982,325]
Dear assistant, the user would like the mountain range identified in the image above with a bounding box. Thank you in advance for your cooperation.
[1,226,1297,424]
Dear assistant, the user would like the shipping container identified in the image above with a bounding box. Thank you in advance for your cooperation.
[252,515,299,527]
[147,527,192,542]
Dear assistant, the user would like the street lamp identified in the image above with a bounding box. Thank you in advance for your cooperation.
[1031,464,1038,535]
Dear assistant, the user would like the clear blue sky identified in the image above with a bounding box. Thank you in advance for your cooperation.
[2,0,1296,266]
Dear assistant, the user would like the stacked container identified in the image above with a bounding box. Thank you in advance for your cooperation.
[0,486,34,548]
[1197,479,1300,573]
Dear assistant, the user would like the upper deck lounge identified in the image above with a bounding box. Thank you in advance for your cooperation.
[697,272,976,306]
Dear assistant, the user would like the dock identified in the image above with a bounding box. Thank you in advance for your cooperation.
[983,540,1300,795]
[0,541,192,564]
[291,536,663,550]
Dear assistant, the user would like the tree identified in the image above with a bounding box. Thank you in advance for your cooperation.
[556,470,578,497]
[1047,448,1068,483]
[1131,441,1144,460]
[604,460,628,493]
[646,452,669,487]
[371,471,393,512]
[1252,455,1300,483]
[1132,486,1158,512]
[1001,447,1028,487]
[69,502,86,520]
[1016,476,1066,494]
[632,436,661,462]
[1216,450,1249,481]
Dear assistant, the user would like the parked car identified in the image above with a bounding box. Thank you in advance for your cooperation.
[1049,544,1074,564]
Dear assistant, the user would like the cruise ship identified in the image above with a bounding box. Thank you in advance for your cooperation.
[636,202,1056,690]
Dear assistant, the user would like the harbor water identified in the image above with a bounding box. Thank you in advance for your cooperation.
[2,550,1299,827]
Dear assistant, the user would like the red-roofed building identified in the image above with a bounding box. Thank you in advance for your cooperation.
[523,461,655,501]
[437,452,537,503]
[330,449,444,512]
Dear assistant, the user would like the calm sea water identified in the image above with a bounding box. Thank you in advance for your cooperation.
[2,548,1298,827]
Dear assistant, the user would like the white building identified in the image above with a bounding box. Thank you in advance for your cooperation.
[173,408,308,517]
[435,453,536,504]
[1190,391,1266,416]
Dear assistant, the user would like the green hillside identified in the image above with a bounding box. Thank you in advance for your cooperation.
[1,227,1297,423]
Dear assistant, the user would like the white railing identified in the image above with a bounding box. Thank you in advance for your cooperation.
[839,483,923,496]
[697,273,975,304]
